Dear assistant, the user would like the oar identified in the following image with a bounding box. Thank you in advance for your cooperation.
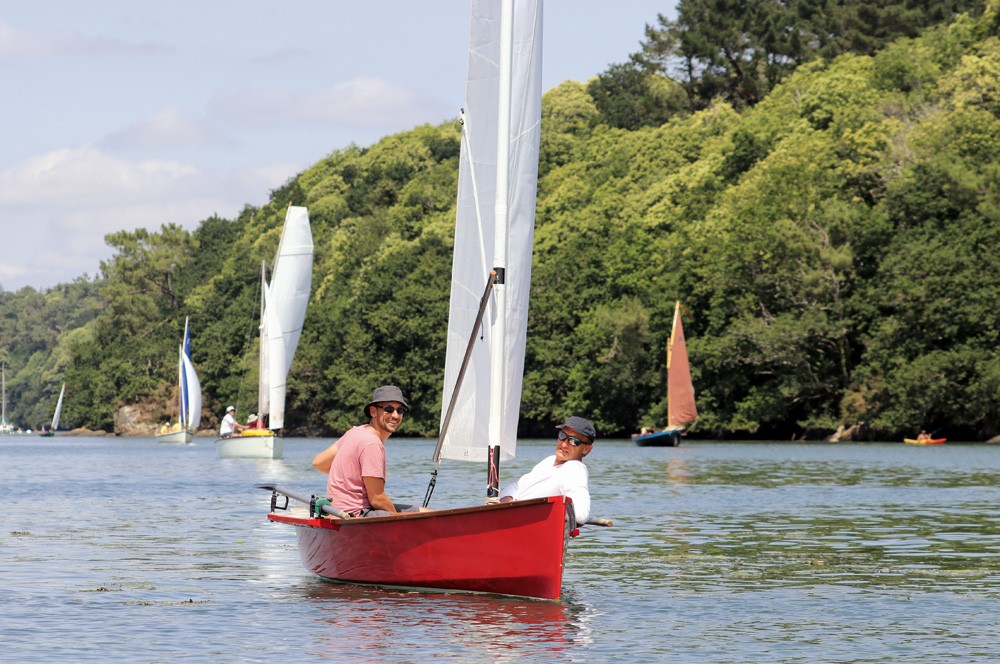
[255,482,351,519]
[585,517,613,527]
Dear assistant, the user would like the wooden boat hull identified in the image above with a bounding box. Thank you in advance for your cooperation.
[156,429,193,444]
[267,497,572,600]
[633,429,683,447]
[904,438,946,445]
[217,433,283,459]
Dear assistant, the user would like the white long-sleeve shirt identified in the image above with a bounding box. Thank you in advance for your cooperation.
[499,454,591,523]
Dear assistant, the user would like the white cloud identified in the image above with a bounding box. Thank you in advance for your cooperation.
[102,108,230,150]
[0,19,169,57]
[0,142,305,291]
[210,77,451,131]
[0,146,199,206]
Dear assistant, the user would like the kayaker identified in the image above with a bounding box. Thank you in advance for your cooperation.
[917,430,930,441]
[496,415,596,524]
[311,385,430,517]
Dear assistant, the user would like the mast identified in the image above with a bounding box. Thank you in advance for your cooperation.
[257,260,270,422]
[488,0,514,460]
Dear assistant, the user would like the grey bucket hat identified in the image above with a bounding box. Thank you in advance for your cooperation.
[556,415,597,442]
[364,385,410,417]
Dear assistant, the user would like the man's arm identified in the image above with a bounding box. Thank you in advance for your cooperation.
[311,442,338,473]
[362,476,396,513]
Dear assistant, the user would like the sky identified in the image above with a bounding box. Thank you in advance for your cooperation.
[0,1,676,292]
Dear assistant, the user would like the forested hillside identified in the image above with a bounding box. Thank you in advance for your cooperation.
[2,2,998,440]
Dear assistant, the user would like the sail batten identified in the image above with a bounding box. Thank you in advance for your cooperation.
[438,0,543,463]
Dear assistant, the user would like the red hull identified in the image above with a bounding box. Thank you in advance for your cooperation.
[267,497,572,600]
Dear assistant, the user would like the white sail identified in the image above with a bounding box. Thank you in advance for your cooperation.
[438,0,543,462]
[260,206,313,430]
[263,283,289,428]
[176,317,202,432]
[51,383,66,431]
[0,362,10,433]
[269,206,313,373]
[181,350,202,431]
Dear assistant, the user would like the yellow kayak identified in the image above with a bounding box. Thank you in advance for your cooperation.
[904,437,946,445]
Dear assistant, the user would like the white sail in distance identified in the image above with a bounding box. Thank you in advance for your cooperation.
[438,0,543,462]
[260,206,313,430]
[181,350,202,431]
[178,317,202,431]
[51,383,66,431]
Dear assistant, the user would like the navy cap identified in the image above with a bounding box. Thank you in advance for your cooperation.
[556,416,597,442]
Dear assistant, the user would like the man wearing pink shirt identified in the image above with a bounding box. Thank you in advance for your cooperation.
[311,385,428,517]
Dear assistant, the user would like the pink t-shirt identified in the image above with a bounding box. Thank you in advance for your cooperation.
[326,425,387,513]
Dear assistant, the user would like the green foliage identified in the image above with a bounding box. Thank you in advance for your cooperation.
[586,62,688,130]
[632,0,982,111]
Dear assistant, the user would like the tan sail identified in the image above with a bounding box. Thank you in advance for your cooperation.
[667,301,698,429]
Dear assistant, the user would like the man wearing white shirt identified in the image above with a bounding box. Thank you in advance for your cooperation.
[498,416,596,524]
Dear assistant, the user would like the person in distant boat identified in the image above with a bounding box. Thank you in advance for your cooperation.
[917,430,930,441]
[311,385,431,518]
[160,421,170,434]
[219,405,246,438]
[497,415,596,524]
[246,414,259,429]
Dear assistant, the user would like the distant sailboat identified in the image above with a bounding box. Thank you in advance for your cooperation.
[218,205,313,459]
[633,301,698,447]
[157,318,202,444]
[39,383,65,438]
[1,362,15,435]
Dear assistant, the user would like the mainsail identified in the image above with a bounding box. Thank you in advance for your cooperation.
[258,206,313,430]
[666,302,698,429]
[50,383,66,431]
[437,0,543,463]
[178,317,202,431]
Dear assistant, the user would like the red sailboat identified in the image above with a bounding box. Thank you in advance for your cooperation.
[261,487,576,600]
[258,0,608,601]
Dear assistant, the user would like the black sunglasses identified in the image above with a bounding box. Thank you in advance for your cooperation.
[557,430,590,446]
[377,405,410,416]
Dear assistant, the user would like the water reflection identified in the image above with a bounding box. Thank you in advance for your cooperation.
[297,581,595,661]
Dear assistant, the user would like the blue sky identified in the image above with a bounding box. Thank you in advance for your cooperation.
[0,1,675,291]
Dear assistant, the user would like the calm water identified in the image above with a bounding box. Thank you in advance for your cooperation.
[3,436,999,662]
